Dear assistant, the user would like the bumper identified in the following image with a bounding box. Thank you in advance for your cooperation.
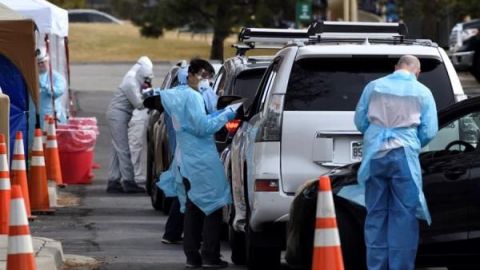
[450,50,475,70]
[249,190,293,231]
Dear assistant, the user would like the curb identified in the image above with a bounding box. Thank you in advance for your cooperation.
[0,236,64,270]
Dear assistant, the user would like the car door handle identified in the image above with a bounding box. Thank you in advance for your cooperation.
[444,168,467,179]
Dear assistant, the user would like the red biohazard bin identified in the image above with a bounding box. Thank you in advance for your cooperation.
[57,127,97,184]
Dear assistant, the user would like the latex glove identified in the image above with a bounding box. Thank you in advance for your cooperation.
[225,107,236,121]
[142,88,154,99]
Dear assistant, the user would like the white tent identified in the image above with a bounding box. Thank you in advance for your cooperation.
[0,0,68,37]
[0,0,71,123]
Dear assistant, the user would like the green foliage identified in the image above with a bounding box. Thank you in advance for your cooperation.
[47,0,86,9]
[110,0,296,59]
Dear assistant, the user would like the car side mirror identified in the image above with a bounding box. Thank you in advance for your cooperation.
[217,95,243,110]
[143,95,164,113]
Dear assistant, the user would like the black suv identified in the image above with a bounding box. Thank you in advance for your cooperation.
[449,19,480,81]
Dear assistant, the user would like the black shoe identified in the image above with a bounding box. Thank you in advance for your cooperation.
[202,259,228,269]
[186,259,202,269]
[106,182,124,193]
[122,181,146,193]
[161,237,183,244]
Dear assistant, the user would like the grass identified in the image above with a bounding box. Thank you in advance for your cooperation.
[68,23,276,62]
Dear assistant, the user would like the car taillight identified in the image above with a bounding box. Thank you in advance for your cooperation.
[254,179,279,192]
[256,94,284,142]
[226,119,241,135]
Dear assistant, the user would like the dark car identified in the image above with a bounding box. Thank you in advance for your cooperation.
[449,19,480,81]
[286,96,480,270]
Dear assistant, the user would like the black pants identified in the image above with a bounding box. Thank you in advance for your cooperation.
[163,197,184,241]
[183,178,223,263]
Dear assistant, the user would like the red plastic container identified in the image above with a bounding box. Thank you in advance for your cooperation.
[57,128,97,184]
[58,151,94,184]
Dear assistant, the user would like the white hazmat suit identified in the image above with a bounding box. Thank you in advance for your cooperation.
[106,56,153,193]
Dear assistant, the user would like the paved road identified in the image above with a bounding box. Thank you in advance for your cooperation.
[30,64,480,270]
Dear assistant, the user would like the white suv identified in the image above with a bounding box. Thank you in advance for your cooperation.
[227,21,466,269]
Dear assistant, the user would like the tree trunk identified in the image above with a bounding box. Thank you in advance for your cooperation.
[210,35,226,61]
[210,2,230,61]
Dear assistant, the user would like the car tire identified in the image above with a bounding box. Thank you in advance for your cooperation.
[229,224,246,265]
[145,139,154,196]
[336,206,367,270]
[245,225,281,270]
[471,51,480,83]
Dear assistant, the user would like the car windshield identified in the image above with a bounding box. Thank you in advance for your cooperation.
[284,57,454,111]
[232,68,266,109]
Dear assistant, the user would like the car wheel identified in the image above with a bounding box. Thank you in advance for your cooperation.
[245,225,281,270]
[336,206,366,270]
[146,139,154,196]
[229,224,246,265]
[471,51,480,83]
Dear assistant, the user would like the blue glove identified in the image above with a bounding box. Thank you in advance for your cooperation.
[225,107,236,121]
[209,108,224,117]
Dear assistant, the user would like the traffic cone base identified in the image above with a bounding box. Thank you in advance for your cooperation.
[6,185,36,270]
[48,180,58,208]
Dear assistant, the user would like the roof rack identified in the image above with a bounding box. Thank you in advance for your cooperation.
[234,27,309,55]
[239,27,308,42]
[307,21,408,37]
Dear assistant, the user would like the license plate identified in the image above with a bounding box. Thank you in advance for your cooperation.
[351,141,363,162]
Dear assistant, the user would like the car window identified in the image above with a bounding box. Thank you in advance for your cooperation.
[69,13,89,23]
[232,68,266,109]
[424,112,480,152]
[88,13,112,23]
[284,57,455,112]
[213,68,226,96]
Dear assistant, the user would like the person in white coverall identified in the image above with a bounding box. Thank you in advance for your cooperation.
[128,76,152,185]
[106,56,153,193]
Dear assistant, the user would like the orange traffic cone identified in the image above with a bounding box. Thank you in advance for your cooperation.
[10,131,34,220]
[28,128,54,214]
[0,133,11,236]
[6,185,36,270]
[45,117,64,187]
[311,176,344,270]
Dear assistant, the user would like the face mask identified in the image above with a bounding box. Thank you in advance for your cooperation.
[198,79,210,91]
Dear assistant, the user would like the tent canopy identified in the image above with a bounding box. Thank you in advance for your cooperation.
[0,3,38,105]
[0,0,68,37]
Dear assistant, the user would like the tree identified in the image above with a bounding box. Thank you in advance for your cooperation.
[124,0,296,60]
[47,0,86,9]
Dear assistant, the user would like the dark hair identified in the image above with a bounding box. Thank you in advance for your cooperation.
[188,58,215,76]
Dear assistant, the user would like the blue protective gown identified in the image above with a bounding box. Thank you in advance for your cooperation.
[159,85,233,215]
[39,71,66,125]
[199,80,218,114]
[350,70,438,270]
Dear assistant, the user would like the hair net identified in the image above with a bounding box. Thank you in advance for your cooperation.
[37,47,49,63]
[137,56,153,79]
